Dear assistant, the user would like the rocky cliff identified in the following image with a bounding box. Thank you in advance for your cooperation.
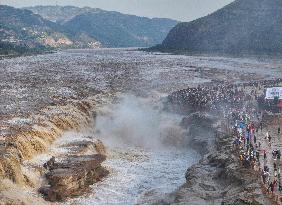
[39,154,108,202]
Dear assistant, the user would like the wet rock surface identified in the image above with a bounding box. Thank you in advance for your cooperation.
[39,154,109,202]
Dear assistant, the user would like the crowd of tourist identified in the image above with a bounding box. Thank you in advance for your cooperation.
[171,78,282,204]
[232,113,282,191]
[168,78,282,113]
[223,79,282,202]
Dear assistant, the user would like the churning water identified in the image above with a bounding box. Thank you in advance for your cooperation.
[66,148,199,205]
[62,94,201,205]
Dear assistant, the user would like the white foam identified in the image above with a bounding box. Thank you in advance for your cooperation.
[63,95,201,205]
[65,147,200,205]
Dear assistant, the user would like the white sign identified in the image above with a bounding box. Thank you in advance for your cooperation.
[265,87,282,100]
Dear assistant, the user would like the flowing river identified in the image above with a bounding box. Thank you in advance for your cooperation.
[2,48,282,204]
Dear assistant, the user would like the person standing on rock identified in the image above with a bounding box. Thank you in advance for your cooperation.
[268,181,272,193]
[274,162,277,173]
[262,171,267,184]
[279,180,282,192]
[266,171,270,183]
[271,179,276,194]
[278,127,281,135]
[266,131,269,140]
[256,150,260,162]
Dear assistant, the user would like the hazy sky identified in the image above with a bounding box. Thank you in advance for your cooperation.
[2,0,234,21]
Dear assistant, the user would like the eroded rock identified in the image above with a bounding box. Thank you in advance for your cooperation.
[39,154,109,202]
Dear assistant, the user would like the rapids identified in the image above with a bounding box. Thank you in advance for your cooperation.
[66,148,199,205]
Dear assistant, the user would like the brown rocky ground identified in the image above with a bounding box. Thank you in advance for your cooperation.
[255,113,282,204]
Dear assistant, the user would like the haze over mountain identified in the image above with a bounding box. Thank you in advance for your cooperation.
[154,0,282,55]
[24,6,102,23]
[27,6,178,48]
[3,0,234,22]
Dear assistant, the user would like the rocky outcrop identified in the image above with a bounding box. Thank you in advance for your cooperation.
[38,138,109,202]
[181,112,216,156]
[39,154,109,202]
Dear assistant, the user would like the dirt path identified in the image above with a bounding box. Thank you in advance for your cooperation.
[255,114,282,204]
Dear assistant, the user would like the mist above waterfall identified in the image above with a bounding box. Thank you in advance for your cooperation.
[95,94,188,149]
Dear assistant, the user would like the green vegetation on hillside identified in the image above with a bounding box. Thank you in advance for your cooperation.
[0,42,51,56]
[154,0,282,55]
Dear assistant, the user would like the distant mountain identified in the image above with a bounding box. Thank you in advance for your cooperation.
[153,0,282,55]
[0,5,101,55]
[25,6,102,23]
[27,6,179,48]
[0,5,177,56]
